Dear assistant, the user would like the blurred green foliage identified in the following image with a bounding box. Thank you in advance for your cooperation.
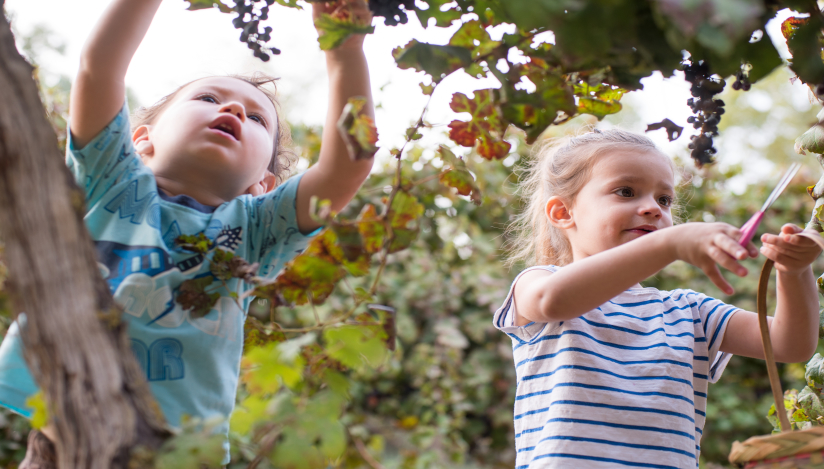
[3,11,824,469]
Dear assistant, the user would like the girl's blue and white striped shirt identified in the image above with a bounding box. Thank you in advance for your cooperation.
[494,265,739,469]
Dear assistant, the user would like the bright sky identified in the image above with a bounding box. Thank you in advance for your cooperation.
[3,0,815,171]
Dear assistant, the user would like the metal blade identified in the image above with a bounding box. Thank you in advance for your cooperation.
[760,162,801,212]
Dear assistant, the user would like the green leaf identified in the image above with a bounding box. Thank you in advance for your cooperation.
[798,386,824,422]
[175,233,213,254]
[156,431,225,469]
[25,392,48,429]
[176,277,220,318]
[314,13,375,51]
[787,16,824,85]
[795,124,824,155]
[393,40,472,83]
[241,341,305,394]
[806,353,824,390]
[448,20,501,59]
[387,191,425,253]
[184,0,232,13]
[336,97,378,161]
[230,395,269,435]
[414,0,462,28]
[324,325,388,370]
[438,146,482,205]
[503,66,576,143]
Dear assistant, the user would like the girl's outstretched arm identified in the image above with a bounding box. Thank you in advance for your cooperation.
[514,222,758,326]
[295,0,375,233]
[70,0,163,149]
[720,224,822,363]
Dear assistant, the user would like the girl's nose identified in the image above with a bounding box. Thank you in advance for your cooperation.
[219,102,246,122]
[640,197,662,218]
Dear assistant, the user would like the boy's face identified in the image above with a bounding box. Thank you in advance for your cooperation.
[133,77,278,203]
[561,149,676,262]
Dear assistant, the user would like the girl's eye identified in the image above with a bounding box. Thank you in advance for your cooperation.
[198,94,218,104]
[659,195,673,207]
[616,187,634,198]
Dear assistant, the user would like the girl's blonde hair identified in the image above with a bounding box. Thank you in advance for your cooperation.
[505,128,681,268]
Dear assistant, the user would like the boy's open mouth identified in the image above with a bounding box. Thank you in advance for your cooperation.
[208,115,242,141]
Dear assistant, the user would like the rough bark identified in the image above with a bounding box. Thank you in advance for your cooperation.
[0,5,169,468]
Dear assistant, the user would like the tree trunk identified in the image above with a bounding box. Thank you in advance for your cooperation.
[0,4,169,468]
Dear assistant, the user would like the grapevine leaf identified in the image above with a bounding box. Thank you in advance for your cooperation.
[210,249,259,282]
[438,146,482,205]
[393,40,472,82]
[414,0,462,28]
[368,304,397,352]
[781,16,808,40]
[175,233,213,254]
[798,386,824,422]
[324,325,388,370]
[156,430,225,469]
[387,191,425,253]
[806,353,824,390]
[795,124,824,155]
[356,204,386,254]
[448,20,501,59]
[25,392,48,429]
[256,230,347,306]
[337,97,378,161]
[503,65,576,143]
[786,16,824,85]
[176,277,219,318]
[241,341,305,394]
[230,395,268,435]
[314,13,375,51]
[497,0,580,31]
[184,0,232,13]
[574,83,624,119]
[646,119,684,141]
[448,90,511,160]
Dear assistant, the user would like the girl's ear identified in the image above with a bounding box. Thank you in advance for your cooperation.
[546,196,575,230]
[132,126,154,163]
[245,171,277,197]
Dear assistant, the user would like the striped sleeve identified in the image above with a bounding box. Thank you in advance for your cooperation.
[692,291,740,382]
[493,266,557,343]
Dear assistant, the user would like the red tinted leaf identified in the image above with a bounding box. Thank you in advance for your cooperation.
[337,97,378,161]
[782,16,808,40]
[177,277,220,318]
[387,191,424,253]
[447,90,510,160]
[356,204,385,254]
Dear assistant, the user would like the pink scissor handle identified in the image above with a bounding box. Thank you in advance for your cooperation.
[738,211,764,247]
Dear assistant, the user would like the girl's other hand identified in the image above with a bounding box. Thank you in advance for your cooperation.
[670,222,759,295]
[312,0,373,51]
[760,224,823,274]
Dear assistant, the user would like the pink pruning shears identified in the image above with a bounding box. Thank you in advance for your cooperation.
[738,162,802,247]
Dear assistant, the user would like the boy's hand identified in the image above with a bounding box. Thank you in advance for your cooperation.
[760,224,823,274]
[312,0,373,51]
[669,222,759,295]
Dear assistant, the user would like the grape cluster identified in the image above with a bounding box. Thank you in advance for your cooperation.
[684,60,726,167]
[231,0,279,61]
[368,0,415,26]
[731,70,751,91]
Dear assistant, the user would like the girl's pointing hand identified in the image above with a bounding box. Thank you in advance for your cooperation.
[760,224,823,274]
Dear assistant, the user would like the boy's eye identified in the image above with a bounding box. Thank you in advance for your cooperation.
[616,187,633,198]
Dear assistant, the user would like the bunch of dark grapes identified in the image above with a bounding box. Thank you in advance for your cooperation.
[731,70,751,91]
[231,0,279,61]
[368,0,415,26]
[684,60,726,167]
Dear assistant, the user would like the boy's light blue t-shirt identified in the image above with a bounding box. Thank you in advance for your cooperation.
[0,103,317,456]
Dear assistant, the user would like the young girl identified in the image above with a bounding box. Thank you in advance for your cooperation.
[0,0,374,467]
[497,129,822,468]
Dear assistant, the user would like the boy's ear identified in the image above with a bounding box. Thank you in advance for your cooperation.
[245,171,277,197]
[546,196,575,230]
[132,125,154,162]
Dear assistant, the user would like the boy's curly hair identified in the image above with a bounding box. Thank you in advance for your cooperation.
[130,72,295,186]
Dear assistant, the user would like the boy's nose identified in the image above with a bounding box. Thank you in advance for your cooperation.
[219,102,246,122]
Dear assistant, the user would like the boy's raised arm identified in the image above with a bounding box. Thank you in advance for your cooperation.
[295,0,375,233]
[70,0,163,149]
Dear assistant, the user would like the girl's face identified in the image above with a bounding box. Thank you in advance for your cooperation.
[554,149,676,262]
[133,77,278,203]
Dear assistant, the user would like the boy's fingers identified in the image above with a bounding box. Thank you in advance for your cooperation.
[760,244,802,266]
[781,223,803,234]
